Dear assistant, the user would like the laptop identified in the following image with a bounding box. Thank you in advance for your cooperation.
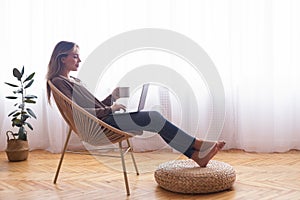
[116,83,149,114]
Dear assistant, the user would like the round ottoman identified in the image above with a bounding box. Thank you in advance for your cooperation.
[154,160,236,194]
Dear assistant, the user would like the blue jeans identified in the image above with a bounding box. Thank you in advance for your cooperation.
[103,111,196,158]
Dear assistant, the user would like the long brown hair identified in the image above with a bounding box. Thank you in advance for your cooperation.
[46,41,79,103]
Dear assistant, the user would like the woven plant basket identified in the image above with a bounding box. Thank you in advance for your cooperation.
[5,131,29,162]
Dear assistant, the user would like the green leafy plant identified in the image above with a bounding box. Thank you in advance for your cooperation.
[5,66,37,141]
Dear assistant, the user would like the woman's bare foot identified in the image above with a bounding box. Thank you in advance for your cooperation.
[192,145,219,167]
[192,141,225,167]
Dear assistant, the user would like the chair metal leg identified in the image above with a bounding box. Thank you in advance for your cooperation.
[53,127,72,184]
[126,139,139,175]
[119,142,130,195]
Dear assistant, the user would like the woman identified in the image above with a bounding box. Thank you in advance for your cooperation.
[46,41,225,167]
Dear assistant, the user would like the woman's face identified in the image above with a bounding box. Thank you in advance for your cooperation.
[61,46,81,73]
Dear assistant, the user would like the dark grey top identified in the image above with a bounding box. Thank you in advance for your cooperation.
[51,76,113,119]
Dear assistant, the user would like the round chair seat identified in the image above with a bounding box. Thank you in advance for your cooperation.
[154,160,236,194]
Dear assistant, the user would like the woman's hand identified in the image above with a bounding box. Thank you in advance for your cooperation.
[111,103,127,113]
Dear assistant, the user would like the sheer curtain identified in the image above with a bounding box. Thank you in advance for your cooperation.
[0,0,299,153]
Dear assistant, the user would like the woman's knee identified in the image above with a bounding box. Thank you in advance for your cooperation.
[148,111,167,127]
[148,111,164,120]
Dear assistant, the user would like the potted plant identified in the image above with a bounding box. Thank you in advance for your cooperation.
[4,66,37,161]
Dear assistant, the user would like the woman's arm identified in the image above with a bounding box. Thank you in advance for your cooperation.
[101,87,121,106]
[101,94,114,106]
[52,77,113,119]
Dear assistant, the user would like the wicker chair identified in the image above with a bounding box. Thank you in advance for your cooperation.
[48,80,139,195]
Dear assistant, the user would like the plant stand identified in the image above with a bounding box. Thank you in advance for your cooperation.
[5,131,29,162]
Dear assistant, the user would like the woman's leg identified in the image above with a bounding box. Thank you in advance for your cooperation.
[103,111,195,156]
[103,111,223,167]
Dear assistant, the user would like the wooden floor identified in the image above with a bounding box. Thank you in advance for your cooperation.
[0,149,300,200]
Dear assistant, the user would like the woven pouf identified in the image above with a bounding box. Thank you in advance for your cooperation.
[154,160,236,194]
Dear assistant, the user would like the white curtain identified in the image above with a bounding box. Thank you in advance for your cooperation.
[1,0,300,153]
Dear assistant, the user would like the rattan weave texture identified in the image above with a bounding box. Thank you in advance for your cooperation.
[154,159,236,194]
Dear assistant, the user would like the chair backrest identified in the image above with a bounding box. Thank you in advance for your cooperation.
[47,80,133,146]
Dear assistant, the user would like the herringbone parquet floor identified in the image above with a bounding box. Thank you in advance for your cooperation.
[0,149,299,200]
